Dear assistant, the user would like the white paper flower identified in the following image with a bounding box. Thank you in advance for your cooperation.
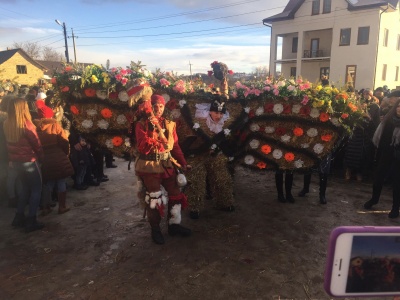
[294,159,304,168]
[124,138,131,147]
[244,107,251,113]
[171,109,181,119]
[96,90,108,100]
[307,128,318,137]
[249,139,260,149]
[86,109,97,117]
[244,155,255,165]
[116,114,127,125]
[281,134,291,143]
[313,143,324,154]
[255,106,264,116]
[301,143,310,148]
[179,99,187,107]
[292,104,301,114]
[277,81,286,87]
[228,157,234,162]
[193,123,200,130]
[224,128,231,136]
[310,108,320,118]
[211,144,217,150]
[105,139,114,148]
[118,91,129,102]
[265,126,275,134]
[272,149,283,159]
[331,117,340,126]
[273,103,284,114]
[81,119,93,129]
[97,119,109,130]
[162,93,170,103]
[250,123,260,132]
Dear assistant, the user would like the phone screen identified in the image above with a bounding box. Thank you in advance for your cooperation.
[330,233,400,296]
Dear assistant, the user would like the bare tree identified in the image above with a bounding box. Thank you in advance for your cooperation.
[42,46,63,61]
[253,66,269,77]
[13,42,42,59]
[106,59,110,70]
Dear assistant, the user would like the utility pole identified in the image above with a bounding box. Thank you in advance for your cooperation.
[189,61,193,80]
[70,28,78,64]
[55,20,70,63]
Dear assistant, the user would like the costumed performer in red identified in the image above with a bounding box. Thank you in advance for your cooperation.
[129,80,191,245]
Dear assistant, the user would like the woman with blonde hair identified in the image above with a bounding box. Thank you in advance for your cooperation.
[4,97,44,232]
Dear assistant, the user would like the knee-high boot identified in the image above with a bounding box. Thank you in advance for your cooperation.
[319,173,327,204]
[275,173,285,202]
[298,173,311,197]
[364,182,383,209]
[285,173,295,203]
[146,205,164,244]
[58,192,70,214]
[167,198,191,237]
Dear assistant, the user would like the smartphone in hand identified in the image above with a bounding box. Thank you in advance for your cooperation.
[324,226,400,297]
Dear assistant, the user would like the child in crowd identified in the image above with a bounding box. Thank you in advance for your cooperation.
[70,136,96,190]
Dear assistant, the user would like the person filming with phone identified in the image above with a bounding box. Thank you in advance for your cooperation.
[364,97,400,218]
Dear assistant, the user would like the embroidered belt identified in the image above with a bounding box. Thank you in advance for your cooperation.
[139,152,170,161]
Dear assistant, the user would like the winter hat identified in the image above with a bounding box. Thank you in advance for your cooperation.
[35,92,47,100]
[209,98,226,114]
[151,94,165,105]
[36,100,54,118]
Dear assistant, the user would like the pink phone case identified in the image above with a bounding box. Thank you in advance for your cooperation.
[324,226,400,297]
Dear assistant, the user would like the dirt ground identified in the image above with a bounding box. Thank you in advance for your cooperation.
[0,157,398,300]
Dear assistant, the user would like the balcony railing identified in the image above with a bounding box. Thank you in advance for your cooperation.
[303,50,324,58]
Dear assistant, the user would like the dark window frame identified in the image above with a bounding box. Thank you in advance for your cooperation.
[382,64,387,81]
[345,65,357,87]
[312,0,320,15]
[292,37,298,53]
[395,66,399,81]
[16,65,27,74]
[340,28,351,46]
[383,28,389,47]
[290,67,297,77]
[322,0,331,13]
[357,26,370,45]
[397,34,400,51]
[310,38,320,57]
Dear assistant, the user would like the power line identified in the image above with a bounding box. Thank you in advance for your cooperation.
[73,0,272,30]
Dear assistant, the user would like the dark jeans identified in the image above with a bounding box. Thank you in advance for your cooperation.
[11,161,42,217]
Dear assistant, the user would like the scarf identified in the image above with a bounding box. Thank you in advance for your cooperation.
[373,117,400,148]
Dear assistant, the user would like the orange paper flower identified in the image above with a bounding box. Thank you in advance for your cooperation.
[61,86,69,92]
[335,93,348,101]
[101,108,113,118]
[70,105,79,115]
[341,113,349,119]
[257,161,267,169]
[319,112,330,122]
[84,88,96,97]
[284,152,295,162]
[261,144,272,154]
[112,136,123,147]
[321,134,333,142]
[293,127,304,136]
[65,66,72,72]
[348,103,358,112]
[51,77,57,84]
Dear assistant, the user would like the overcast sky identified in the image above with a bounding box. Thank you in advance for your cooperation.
[0,0,289,75]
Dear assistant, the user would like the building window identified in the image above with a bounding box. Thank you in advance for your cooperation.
[323,0,331,13]
[382,64,387,81]
[345,65,357,88]
[396,66,399,81]
[357,27,369,45]
[312,0,320,15]
[16,65,27,74]
[383,29,389,47]
[290,67,297,77]
[320,67,330,78]
[292,37,298,53]
[397,34,400,50]
[340,28,351,46]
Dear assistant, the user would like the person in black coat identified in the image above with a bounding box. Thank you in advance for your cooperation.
[364,99,400,218]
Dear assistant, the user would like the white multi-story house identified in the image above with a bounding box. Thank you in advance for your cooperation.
[263,0,400,90]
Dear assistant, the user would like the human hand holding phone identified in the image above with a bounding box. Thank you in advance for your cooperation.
[325,226,400,297]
